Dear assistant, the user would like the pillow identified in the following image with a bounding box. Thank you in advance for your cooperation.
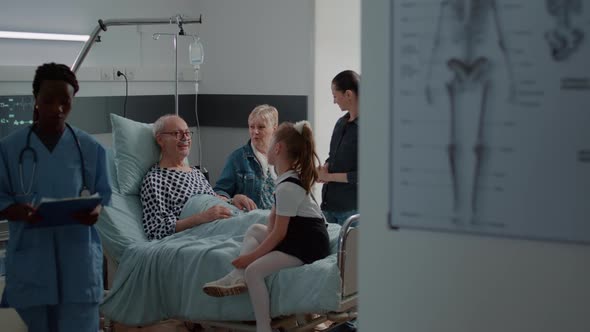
[110,114,160,195]
[105,148,120,192]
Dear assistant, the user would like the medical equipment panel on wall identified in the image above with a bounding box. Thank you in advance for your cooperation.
[0,97,34,138]
[389,0,590,243]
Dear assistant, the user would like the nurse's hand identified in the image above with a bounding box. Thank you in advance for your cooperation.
[232,194,257,211]
[0,203,41,223]
[72,205,102,226]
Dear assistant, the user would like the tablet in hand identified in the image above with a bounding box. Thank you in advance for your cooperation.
[27,195,102,228]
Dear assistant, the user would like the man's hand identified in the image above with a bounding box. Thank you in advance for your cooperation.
[318,163,331,183]
[0,203,42,224]
[232,194,257,211]
[215,194,230,202]
[204,205,233,222]
[232,254,256,269]
[72,205,102,226]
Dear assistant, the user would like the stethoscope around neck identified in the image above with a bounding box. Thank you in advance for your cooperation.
[16,122,91,197]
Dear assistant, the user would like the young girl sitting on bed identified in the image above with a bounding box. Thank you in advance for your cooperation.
[203,120,330,332]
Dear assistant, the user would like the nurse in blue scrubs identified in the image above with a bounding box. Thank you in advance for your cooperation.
[0,63,111,331]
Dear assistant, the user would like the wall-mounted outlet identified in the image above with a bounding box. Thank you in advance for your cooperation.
[114,68,126,81]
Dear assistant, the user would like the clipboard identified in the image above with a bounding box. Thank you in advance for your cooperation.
[27,195,102,228]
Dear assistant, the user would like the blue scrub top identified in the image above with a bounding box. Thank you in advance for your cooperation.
[0,125,112,308]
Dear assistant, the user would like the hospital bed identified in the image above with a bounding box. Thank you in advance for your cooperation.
[97,150,359,332]
[195,214,359,332]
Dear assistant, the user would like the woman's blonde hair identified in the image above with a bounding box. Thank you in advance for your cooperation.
[273,121,320,193]
[248,104,279,128]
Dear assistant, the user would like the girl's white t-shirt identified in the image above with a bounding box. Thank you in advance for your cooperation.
[274,170,323,218]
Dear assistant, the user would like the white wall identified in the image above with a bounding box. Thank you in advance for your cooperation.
[313,0,361,165]
[0,0,312,95]
[196,0,313,96]
[0,0,314,184]
[0,0,198,67]
[359,1,590,332]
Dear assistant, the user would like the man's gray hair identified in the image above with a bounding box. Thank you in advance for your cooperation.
[152,114,179,137]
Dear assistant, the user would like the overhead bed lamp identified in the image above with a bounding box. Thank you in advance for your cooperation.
[0,31,89,42]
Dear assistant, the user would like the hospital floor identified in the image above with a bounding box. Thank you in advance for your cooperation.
[109,319,333,331]
[109,320,200,332]
[111,321,238,332]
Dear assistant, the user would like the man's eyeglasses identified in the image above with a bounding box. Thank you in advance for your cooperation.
[159,130,194,140]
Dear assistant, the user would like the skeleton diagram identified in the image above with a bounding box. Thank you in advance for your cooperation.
[545,0,584,61]
[424,0,514,218]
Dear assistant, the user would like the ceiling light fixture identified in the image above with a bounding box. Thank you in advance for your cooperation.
[0,31,89,42]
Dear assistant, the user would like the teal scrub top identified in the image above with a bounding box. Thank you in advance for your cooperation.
[0,125,112,308]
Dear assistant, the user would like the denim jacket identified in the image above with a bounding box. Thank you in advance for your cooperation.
[213,140,274,209]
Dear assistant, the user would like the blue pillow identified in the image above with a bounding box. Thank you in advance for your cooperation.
[110,114,160,195]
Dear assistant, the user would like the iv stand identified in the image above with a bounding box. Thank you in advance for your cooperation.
[153,33,179,115]
[152,32,200,116]
[70,14,202,116]
[71,14,202,73]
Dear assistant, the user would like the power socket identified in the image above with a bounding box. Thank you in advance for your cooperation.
[114,68,125,81]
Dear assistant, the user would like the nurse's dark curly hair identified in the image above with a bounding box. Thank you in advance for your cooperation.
[32,63,79,97]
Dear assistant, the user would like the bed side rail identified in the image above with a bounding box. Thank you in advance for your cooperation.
[337,214,359,302]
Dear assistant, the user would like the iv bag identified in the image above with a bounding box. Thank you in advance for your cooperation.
[190,39,204,66]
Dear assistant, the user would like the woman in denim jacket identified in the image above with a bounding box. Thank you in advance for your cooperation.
[214,105,279,210]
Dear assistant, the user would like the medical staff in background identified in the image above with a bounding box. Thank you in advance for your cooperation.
[318,70,360,332]
[319,70,360,227]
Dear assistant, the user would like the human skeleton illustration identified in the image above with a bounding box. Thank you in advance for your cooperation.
[545,0,584,61]
[424,0,515,217]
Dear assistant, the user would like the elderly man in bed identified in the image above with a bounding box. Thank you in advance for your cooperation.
[140,115,257,240]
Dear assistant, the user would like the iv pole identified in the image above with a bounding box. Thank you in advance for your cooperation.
[152,33,180,115]
[70,14,202,116]
[71,14,202,73]
[153,17,200,116]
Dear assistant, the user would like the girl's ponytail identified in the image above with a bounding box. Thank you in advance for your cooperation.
[295,123,319,193]
[274,121,320,193]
